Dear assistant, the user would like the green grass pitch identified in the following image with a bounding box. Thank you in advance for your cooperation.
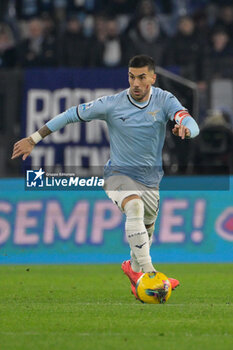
[0,263,232,350]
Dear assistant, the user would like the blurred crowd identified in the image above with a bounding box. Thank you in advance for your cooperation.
[0,0,233,84]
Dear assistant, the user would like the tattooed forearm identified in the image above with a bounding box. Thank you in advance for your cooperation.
[38,125,52,138]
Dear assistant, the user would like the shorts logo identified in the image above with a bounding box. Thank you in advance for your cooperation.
[26,168,45,187]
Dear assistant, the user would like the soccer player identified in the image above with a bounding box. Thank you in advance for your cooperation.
[12,55,199,298]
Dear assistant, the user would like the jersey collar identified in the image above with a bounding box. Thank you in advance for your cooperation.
[127,88,153,109]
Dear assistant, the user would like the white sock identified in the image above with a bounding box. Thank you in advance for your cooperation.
[130,250,141,272]
[146,223,155,247]
[131,224,155,272]
[124,199,155,273]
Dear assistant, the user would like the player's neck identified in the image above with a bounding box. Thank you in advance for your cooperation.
[127,88,152,107]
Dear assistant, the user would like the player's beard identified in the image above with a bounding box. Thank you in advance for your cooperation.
[130,87,150,102]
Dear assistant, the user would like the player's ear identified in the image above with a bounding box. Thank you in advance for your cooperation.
[149,72,156,85]
[152,74,156,85]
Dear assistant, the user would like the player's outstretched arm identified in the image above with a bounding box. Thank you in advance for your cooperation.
[11,125,51,160]
[11,101,106,160]
[11,106,80,160]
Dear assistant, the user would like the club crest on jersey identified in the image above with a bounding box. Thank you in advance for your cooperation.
[81,101,94,111]
[147,110,159,121]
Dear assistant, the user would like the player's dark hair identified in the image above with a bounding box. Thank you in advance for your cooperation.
[128,55,155,72]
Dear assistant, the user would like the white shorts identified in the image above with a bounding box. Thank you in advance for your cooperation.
[103,175,160,225]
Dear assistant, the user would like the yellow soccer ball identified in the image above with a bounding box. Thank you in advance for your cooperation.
[136,271,172,304]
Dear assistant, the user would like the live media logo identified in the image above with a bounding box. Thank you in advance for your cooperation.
[26,168,45,187]
[25,169,104,190]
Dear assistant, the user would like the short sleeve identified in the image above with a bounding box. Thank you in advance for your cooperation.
[163,92,185,122]
[77,96,108,122]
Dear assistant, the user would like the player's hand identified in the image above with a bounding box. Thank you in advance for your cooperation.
[172,124,191,139]
[11,137,35,160]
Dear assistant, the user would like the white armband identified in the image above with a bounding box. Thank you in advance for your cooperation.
[30,131,42,144]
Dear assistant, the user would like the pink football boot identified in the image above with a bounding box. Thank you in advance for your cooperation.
[168,278,180,290]
[121,260,143,286]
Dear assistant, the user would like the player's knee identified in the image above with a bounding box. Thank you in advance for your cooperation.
[122,194,141,210]
[145,222,154,229]
[124,198,144,220]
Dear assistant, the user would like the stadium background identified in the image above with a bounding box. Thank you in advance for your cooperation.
[0,0,233,264]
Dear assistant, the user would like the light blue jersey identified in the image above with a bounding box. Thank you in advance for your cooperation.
[46,86,199,187]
